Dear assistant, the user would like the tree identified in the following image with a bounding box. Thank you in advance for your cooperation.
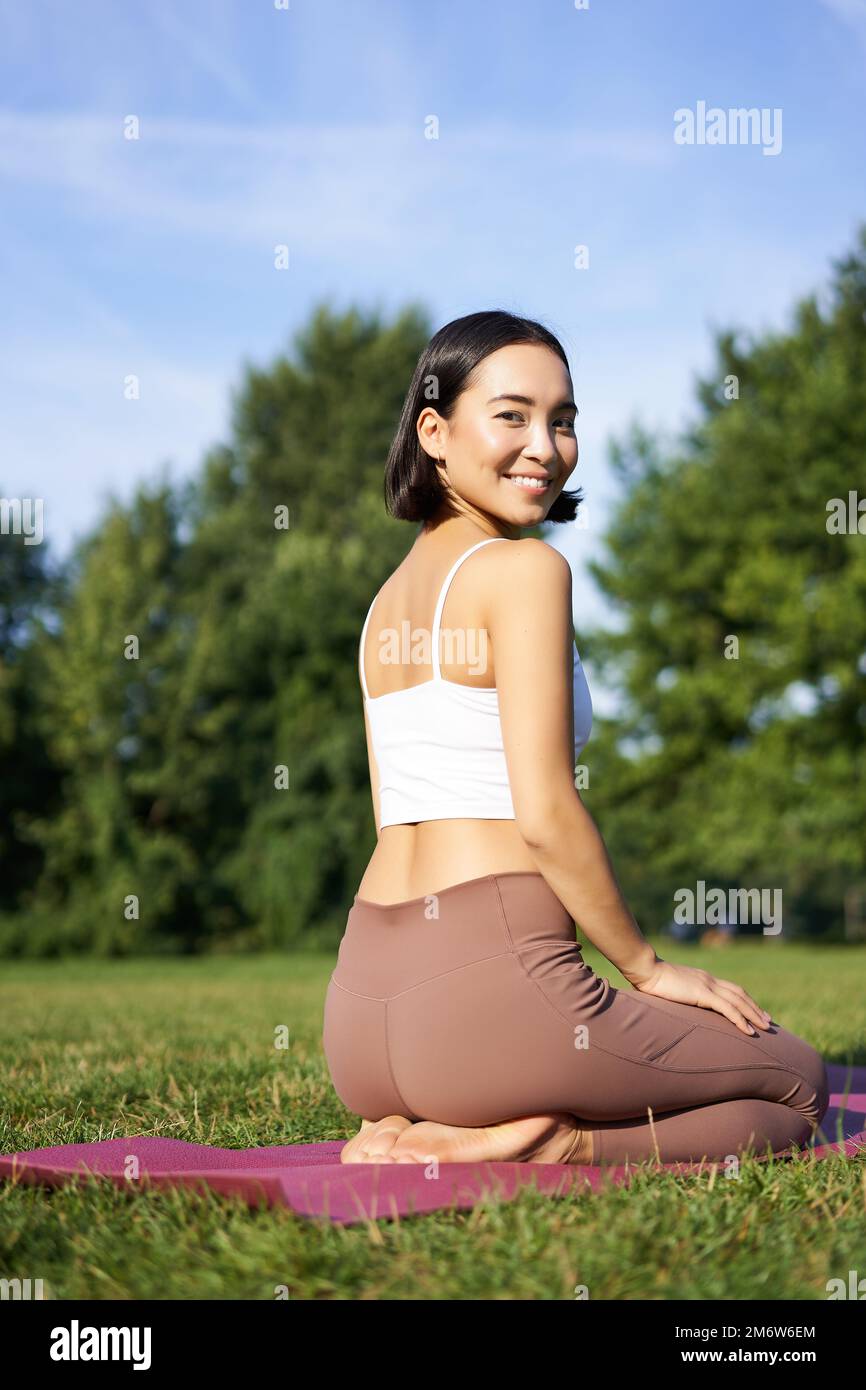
[4,303,433,954]
[582,227,866,939]
[0,520,65,915]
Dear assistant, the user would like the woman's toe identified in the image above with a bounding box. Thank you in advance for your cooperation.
[341,1114,413,1162]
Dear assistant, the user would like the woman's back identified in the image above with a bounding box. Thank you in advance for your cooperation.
[356,521,592,904]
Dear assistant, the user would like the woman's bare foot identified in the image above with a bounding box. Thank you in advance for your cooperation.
[390,1112,593,1166]
[339,1115,414,1163]
[340,1112,593,1166]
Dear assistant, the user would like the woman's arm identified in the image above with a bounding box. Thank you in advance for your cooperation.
[362,701,381,839]
[486,538,657,981]
[486,538,771,1036]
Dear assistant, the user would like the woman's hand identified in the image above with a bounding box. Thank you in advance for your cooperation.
[624,958,773,1036]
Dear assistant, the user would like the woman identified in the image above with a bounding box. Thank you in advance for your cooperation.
[323,309,829,1168]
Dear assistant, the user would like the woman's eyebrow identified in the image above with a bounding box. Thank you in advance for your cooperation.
[486,393,578,412]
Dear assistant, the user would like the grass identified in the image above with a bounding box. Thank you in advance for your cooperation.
[1,940,865,1300]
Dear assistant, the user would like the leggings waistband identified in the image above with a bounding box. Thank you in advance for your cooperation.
[337,871,580,997]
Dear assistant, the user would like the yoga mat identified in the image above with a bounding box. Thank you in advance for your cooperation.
[2,1061,864,1226]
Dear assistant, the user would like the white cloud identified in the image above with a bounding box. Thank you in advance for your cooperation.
[0,110,673,258]
[819,0,866,53]
[148,0,263,113]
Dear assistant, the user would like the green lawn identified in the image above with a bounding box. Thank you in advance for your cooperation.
[1,941,864,1300]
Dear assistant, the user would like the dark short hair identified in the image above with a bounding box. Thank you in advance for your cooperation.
[384,309,583,524]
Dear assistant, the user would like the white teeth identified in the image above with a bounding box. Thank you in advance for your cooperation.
[506,475,548,490]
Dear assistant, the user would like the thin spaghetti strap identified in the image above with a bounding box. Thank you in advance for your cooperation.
[431,538,508,680]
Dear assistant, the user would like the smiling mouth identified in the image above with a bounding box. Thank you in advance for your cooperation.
[504,474,552,492]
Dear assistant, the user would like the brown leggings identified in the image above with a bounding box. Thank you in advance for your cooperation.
[322,872,829,1165]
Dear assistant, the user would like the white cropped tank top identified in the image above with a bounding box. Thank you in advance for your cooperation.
[360,538,593,829]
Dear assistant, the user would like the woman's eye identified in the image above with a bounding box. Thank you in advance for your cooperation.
[496,411,577,430]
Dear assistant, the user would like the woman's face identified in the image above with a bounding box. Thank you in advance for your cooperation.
[417,342,579,532]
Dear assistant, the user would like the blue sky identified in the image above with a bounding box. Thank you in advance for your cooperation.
[2,0,864,709]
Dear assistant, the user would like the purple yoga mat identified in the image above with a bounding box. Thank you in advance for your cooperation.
[2,1062,864,1225]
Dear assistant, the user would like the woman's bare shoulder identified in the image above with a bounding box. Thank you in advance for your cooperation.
[483,535,573,591]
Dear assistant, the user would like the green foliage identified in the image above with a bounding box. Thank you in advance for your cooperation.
[2,227,865,953]
[0,529,66,912]
[582,228,866,937]
[0,304,429,954]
